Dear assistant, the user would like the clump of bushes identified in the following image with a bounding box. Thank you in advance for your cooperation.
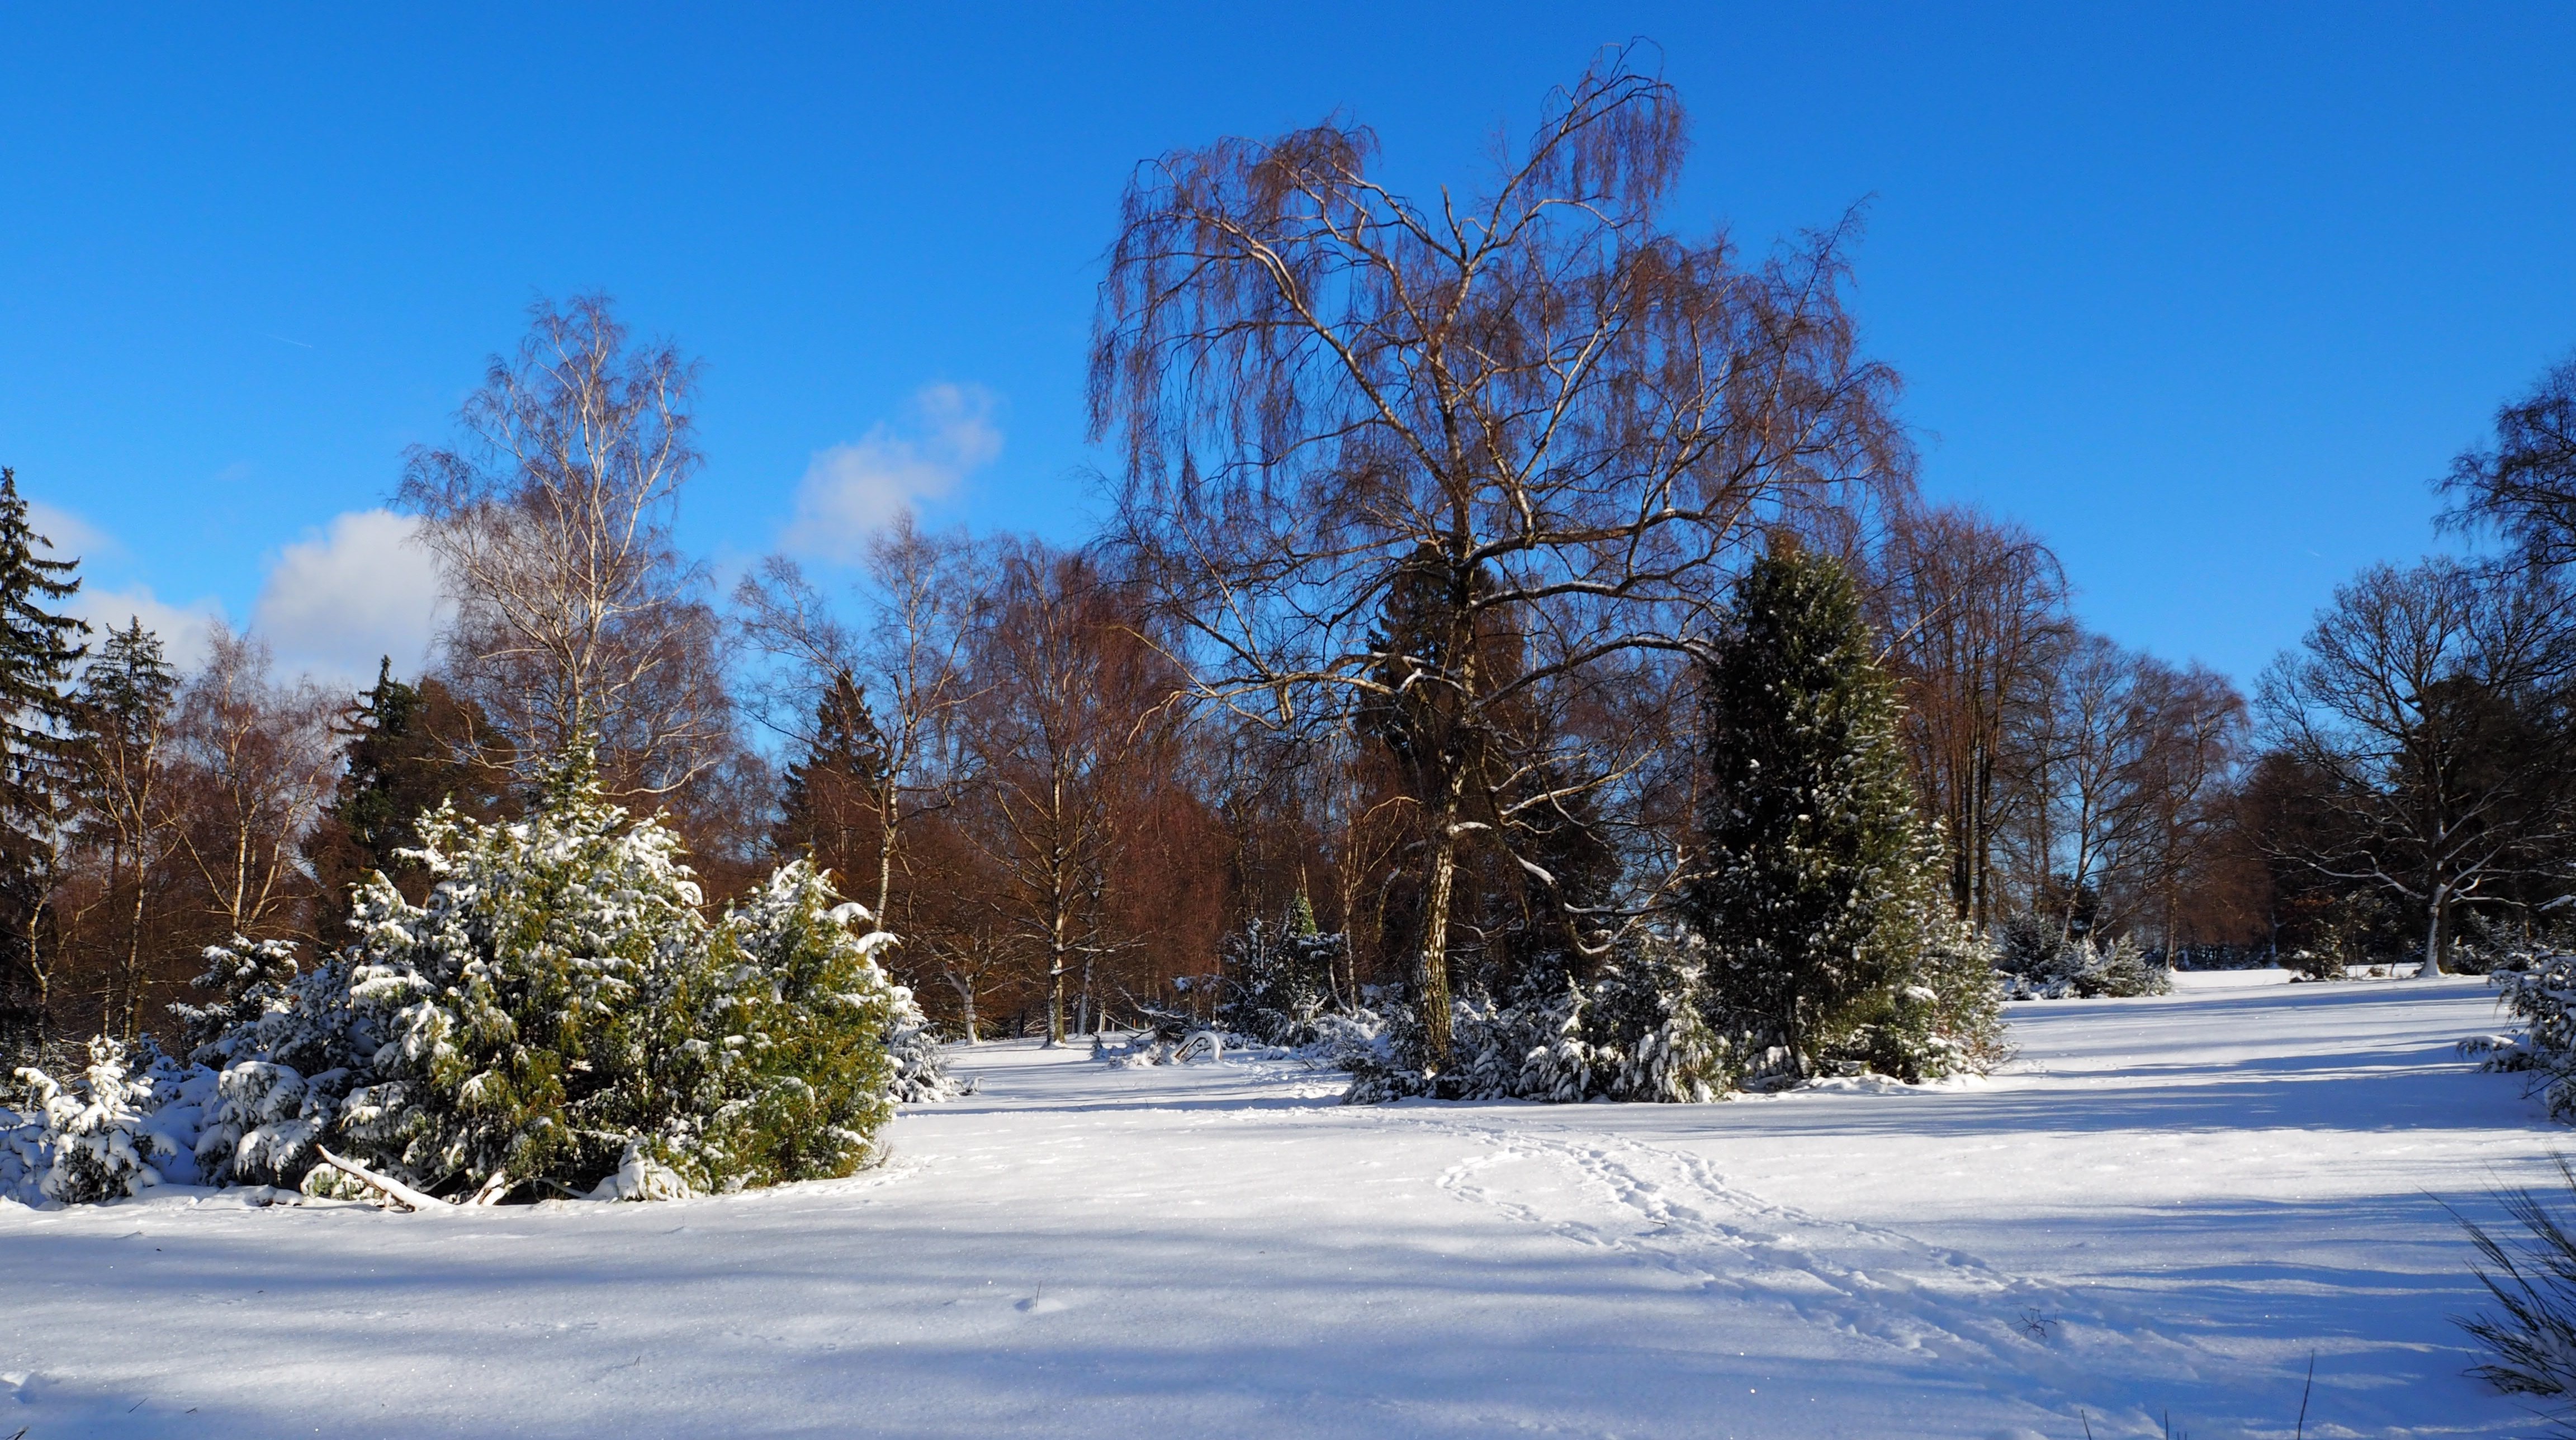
[1992,917,2173,1000]
[3,752,953,1209]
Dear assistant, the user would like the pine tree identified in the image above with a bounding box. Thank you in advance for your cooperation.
[1685,541,1999,1083]
[774,669,894,910]
[0,470,86,1060]
[309,660,514,942]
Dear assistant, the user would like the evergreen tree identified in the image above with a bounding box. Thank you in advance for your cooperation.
[309,660,514,943]
[774,669,893,904]
[1216,899,1343,1046]
[0,470,86,1058]
[1685,541,1999,1083]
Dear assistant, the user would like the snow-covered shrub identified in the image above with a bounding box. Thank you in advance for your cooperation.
[1993,917,2171,1000]
[883,981,962,1103]
[671,859,905,1190]
[1345,936,1729,1103]
[326,753,918,1201]
[185,938,381,1187]
[1521,937,1730,1102]
[2485,955,2576,1122]
[2281,948,2348,983]
[330,754,907,1200]
[2455,1157,2576,1419]
[330,758,719,1199]
[1216,904,1342,1047]
[13,756,949,1209]
[1841,923,2010,1082]
[8,1037,178,1205]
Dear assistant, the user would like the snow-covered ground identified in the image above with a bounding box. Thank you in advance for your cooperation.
[1,973,2561,1439]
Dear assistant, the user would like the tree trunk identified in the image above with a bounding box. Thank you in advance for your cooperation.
[121,855,148,1042]
[874,771,899,926]
[1045,902,1069,1048]
[2422,885,2449,979]
[1417,817,1460,1074]
[943,967,979,1044]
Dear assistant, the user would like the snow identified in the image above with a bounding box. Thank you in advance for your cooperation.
[1,973,2562,1438]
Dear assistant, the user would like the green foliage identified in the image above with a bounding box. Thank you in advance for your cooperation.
[0,468,84,1053]
[1218,906,1342,1046]
[1687,543,2002,1082]
[1522,935,1731,1103]
[775,669,892,863]
[338,749,901,1199]
[310,661,514,943]
[685,860,900,1190]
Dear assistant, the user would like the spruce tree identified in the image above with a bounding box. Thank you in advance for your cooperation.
[0,469,86,1057]
[774,669,893,908]
[1685,541,1988,1082]
[309,660,514,942]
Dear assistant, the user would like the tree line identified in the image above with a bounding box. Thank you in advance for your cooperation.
[4,52,2568,1074]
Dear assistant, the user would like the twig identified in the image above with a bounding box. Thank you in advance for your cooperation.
[2296,1348,2315,1439]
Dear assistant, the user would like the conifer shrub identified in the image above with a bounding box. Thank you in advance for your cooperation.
[1216,902,1342,1048]
[7,747,951,1207]
[2454,1158,2576,1423]
[1992,917,2174,1000]
[8,1038,177,1204]
[2479,955,2576,1122]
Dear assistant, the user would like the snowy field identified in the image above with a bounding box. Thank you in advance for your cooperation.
[2,973,2565,1439]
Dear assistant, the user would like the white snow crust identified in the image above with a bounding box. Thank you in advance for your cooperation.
[0,974,2560,1438]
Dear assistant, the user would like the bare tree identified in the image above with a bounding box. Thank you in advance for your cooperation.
[2257,559,2576,977]
[737,517,982,929]
[168,627,342,942]
[1091,51,1906,1068]
[959,544,1184,1045]
[2444,354,2576,569]
[68,619,179,1040]
[400,293,728,794]
[2002,633,2247,946]
[1869,505,2069,926]
[2122,657,2248,950]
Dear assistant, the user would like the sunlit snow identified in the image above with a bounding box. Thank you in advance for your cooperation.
[0,972,2558,1438]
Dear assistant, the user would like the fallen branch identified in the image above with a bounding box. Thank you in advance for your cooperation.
[314,1147,448,1212]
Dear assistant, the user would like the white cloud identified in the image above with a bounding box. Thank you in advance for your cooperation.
[251,509,446,688]
[787,382,1002,561]
[70,584,225,674]
[26,500,116,565]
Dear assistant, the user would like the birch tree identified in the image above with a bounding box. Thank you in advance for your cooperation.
[1091,51,1905,1069]
[400,294,728,795]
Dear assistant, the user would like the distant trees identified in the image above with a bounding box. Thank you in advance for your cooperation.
[1093,51,1907,1068]
[1872,505,2068,927]
[2257,560,2575,977]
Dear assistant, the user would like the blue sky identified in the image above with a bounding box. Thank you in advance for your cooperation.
[3,4,2572,688]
